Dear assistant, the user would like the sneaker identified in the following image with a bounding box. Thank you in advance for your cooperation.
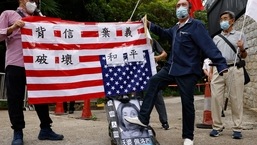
[183,138,194,145]
[12,130,23,145]
[124,117,147,127]
[38,128,64,140]
[162,122,169,130]
[232,131,242,139]
[209,129,223,137]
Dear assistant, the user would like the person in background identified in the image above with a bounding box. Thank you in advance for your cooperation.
[0,0,64,145]
[63,101,75,114]
[124,0,228,145]
[209,10,248,140]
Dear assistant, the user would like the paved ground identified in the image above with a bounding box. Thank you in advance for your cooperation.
[1,95,257,145]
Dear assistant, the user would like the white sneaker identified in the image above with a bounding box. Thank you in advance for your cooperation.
[124,117,147,127]
[183,138,194,145]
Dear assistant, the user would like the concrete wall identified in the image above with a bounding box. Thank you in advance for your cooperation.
[234,15,257,108]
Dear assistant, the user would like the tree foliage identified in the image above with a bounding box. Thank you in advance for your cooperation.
[137,0,177,52]
[40,0,61,17]
[194,10,208,28]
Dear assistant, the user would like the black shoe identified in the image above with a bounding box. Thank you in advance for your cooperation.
[162,122,169,130]
[68,110,74,114]
[12,130,23,145]
[38,128,64,140]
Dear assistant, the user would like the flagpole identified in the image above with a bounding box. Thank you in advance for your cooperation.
[231,14,247,66]
[239,14,247,40]
[128,0,141,21]
[232,14,247,67]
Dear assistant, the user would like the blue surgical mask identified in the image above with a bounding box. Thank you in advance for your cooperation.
[220,21,230,30]
[176,6,189,19]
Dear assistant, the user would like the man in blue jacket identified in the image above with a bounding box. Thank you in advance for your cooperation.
[125,0,228,145]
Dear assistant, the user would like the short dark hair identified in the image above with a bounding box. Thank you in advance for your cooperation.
[220,11,235,19]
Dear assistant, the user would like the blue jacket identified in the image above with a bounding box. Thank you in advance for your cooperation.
[150,18,228,77]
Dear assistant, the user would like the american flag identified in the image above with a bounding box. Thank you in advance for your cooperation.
[21,16,156,104]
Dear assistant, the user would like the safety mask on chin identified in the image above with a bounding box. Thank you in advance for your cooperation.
[176,6,189,19]
[26,2,37,14]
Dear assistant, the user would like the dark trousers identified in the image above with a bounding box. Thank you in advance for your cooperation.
[5,65,52,131]
[63,101,75,112]
[136,90,168,124]
[154,90,168,124]
[139,64,198,140]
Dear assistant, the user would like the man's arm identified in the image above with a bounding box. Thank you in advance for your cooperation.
[149,23,172,41]
[7,20,24,35]
[192,21,228,74]
[155,50,167,62]
[153,39,167,62]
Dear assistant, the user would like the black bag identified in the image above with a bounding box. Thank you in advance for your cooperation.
[218,34,250,85]
[236,59,250,85]
[236,60,245,68]
[243,66,250,85]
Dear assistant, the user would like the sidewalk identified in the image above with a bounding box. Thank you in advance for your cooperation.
[1,95,257,145]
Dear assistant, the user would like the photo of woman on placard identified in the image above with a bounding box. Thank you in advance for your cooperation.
[115,100,148,139]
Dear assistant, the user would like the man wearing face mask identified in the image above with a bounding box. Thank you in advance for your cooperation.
[0,0,64,145]
[124,0,228,145]
[209,10,248,139]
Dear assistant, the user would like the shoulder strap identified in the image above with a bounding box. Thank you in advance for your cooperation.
[218,34,241,60]
[16,9,26,18]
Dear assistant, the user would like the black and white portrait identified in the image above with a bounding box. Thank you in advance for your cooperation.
[114,100,148,139]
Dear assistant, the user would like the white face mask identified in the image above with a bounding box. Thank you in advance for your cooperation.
[26,1,37,14]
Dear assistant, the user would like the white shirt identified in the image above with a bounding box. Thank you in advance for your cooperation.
[202,58,212,73]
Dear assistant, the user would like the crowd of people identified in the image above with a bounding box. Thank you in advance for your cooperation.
[0,0,249,145]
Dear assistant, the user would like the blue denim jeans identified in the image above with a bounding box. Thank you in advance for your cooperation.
[138,64,198,140]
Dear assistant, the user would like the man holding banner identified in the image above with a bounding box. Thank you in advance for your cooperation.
[0,0,64,145]
[125,0,228,145]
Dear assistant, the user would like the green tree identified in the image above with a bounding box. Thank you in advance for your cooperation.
[194,10,208,28]
[102,0,142,22]
[136,0,177,55]
[40,0,61,17]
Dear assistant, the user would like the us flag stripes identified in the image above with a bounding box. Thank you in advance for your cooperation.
[21,16,156,104]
